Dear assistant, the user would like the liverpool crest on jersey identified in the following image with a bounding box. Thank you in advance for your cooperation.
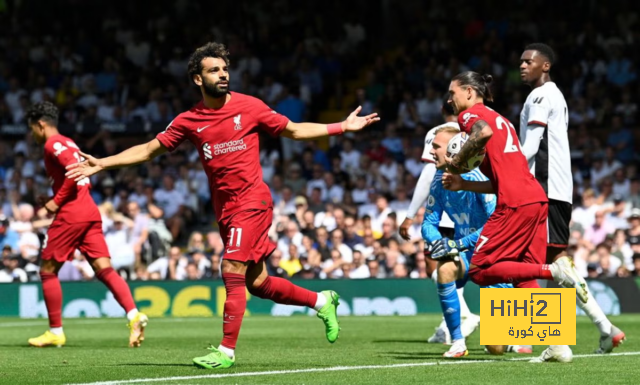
[233,114,242,130]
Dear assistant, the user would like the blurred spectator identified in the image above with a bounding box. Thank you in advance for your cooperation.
[632,254,640,276]
[626,209,640,254]
[329,228,353,263]
[281,243,303,277]
[630,179,640,209]
[584,210,615,246]
[0,253,28,283]
[58,252,95,281]
[572,189,601,230]
[147,246,187,280]
[154,175,186,240]
[0,215,19,253]
[606,196,631,230]
[185,262,200,280]
[126,201,150,265]
[607,115,635,164]
[277,221,303,260]
[592,243,621,278]
[349,250,370,279]
[266,249,288,278]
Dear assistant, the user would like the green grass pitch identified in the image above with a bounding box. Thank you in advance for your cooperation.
[0,315,639,384]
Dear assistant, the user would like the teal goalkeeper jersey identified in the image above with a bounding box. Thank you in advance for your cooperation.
[421,169,496,250]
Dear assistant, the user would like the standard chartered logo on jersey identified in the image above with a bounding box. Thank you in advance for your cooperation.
[213,138,247,155]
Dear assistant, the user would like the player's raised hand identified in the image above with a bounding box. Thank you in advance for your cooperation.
[442,172,464,191]
[342,106,380,132]
[65,151,103,182]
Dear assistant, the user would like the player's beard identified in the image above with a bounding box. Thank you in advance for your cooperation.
[202,79,228,99]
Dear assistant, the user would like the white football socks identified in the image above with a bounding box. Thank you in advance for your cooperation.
[218,345,235,358]
[577,290,612,336]
[457,288,472,318]
[313,292,327,311]
[50,327,63,335]
[126,309,139,322]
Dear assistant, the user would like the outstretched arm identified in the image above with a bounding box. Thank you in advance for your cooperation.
[66,139,167,181]
[280,106,379,140]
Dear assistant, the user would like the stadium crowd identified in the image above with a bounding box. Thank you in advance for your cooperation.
[0,1,639,283]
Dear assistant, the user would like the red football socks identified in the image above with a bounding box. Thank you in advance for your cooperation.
[469,262,553,286]
[96,267,136,313]
[249,276,317,308]
[515,280,541,288]
[221,273,247,350]
[40,272,63,328]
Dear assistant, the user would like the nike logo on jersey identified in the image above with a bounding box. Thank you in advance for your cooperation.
[197,125,211,132]
[226,249,240,254]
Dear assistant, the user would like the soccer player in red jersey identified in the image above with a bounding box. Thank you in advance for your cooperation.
[443,71,589,360]
[25,102,148,348]
[66,42,379,369]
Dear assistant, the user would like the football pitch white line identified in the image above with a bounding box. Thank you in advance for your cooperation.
[69,351,640,385]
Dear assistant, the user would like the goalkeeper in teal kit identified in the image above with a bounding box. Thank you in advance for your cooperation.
[421,125,512,358]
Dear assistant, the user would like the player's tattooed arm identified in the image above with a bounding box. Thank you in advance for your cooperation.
[450,120,493,170]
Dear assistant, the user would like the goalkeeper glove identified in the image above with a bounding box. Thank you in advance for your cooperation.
[430,238,467,260]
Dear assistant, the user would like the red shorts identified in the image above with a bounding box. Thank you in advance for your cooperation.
[471,202,547,267]
[42,220,110,262]
[219,208,276,264]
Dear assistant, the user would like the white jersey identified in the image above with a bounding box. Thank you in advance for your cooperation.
[520,82,572,203]
[420,121,459,228]
[422,122,460,163]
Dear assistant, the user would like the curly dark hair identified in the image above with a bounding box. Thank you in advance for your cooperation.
[524,43,557,66]
[452,71,494,103]
[25,101,59,126]
[187,42,230,80]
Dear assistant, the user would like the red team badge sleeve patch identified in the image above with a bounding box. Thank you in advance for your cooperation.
[252,99,290,137]
[48,142,81,207]
[156,120,187,152]
[458,109,482,133]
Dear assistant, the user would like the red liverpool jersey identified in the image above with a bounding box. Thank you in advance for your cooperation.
[458,103,547,209]
[44,134,101,223]
[156,92,290,220]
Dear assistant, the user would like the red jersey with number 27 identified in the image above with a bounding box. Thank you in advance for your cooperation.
[458,103,547,209]
[44,134,101,223]
[156,92,290,221]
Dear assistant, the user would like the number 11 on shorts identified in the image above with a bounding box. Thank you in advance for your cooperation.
[228,227,243,248]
